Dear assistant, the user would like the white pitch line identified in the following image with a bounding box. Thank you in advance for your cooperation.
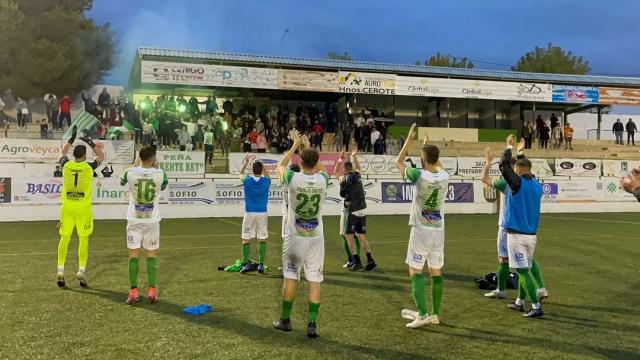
[541,215,638,225]
[0,234,239,243]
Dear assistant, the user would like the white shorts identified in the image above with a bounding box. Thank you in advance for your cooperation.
[282,235,324,283]
[339,207,348,237]
[507,233,537,269]
[497,226,508,258]
[281,212,287,239]
[406,226,444,270]
[127,222,160,250]
[242,212,268,240]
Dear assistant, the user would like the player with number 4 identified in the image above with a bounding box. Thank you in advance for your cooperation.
[120,146,168,304]
[395,124,450,328]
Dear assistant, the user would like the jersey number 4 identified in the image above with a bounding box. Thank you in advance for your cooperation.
[134,179,156,204]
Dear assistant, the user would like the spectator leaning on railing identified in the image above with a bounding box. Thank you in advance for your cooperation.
[564,122,574,150]
[59,95,72,129]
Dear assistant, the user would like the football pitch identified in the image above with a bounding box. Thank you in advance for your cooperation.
[1,213,639,360]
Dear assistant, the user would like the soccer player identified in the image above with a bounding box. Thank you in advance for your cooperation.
[273,131,328,338]
[56,126,105,288]
[481,143,548,301]
[333,151,361,268]
[395,124,449,328]
[120,146,168,304]
[499,135,544,318]
[334,149,376,271]
[238,155,271,274]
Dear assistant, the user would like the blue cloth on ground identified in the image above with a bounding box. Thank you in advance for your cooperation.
[182,304,214,315]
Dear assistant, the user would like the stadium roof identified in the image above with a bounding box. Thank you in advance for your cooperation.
[135,47,640,87]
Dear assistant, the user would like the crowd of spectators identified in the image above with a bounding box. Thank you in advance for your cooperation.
[523,113,574,151]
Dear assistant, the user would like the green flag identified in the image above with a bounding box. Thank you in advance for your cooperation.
[63,111,100,140]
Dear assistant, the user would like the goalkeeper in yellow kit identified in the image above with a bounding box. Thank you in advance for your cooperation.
[56,126,105,288]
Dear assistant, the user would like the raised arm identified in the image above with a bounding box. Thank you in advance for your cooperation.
[395,123,417,176]
[238,154,254,180]
[499,135,521,193]
[481,146,494,187]
[333,150,345,178]
[351,148,360,172]
[278,131,301,179]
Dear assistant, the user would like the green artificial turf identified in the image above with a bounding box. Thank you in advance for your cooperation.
[1,213,639,360]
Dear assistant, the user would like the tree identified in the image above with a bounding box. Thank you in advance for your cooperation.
[327,51,352,61]
[0,0,115,99]
[417,53,474,68]
[512,43,590,75]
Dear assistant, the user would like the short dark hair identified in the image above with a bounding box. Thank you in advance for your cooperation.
[289,164,301,172]
[73,145,87,159]
[139,146,156,162]
[422,145,440,165]
[300,149,319,169]
[252,161,264,175]
[344,161,354,173]
[516,158,532,170]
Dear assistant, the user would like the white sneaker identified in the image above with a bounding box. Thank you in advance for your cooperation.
[401,309,419,320]
[537,287,549,302]
[484,289,507,299]
[406,314,431,328]
[429,315,440,325]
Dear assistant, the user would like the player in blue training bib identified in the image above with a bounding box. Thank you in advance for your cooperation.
[238,155,271,274]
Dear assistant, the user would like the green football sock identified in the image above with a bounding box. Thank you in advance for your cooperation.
[282,300,293,320]
[258,242,267,264]
[342,237,352,259]
[431,276,443,316]
[128,257,139,289]
[497,262,510,291]
[146,257,157,287]
[57,234,72,269]
[308,302,320,323]
[531,260,545,288]
[516,268,539,305]
[242,243,250,264]
[411,274,428,316]
[518,280,527,301]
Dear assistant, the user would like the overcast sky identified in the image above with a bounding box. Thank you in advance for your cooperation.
[89,0,640,85]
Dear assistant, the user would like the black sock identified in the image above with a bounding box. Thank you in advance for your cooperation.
[347,255,353,263]
[353,254,361,264]
[366,252,373,262]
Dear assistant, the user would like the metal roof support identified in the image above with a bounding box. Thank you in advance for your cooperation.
[597,106,603,140]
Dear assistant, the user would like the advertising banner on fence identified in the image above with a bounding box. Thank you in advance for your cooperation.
[554,158,601,177]
[530,158,554,178]
[278,69,338,92]
[602,159,640,177]
[556,180,603,203]
[396,76,552,102]
[338,71,396,95]
[600,177,637,202]
[381,182,474,203]
[229,153,283,175]
[551,85,599,104]
[540,182,559,203]
[355,155,457,176]
[141,60,278,89]
[0,177,11,204]
[456,157,500,178]
[156,151,205,178]
[599,87,640,105]
[0,138,134,164]
[167,181,215,205]
[292,152,341,176]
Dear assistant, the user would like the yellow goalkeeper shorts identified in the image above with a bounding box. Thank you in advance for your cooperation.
[59,205,94,237]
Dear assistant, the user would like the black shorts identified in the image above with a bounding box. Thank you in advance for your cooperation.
[346,213,366,235]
